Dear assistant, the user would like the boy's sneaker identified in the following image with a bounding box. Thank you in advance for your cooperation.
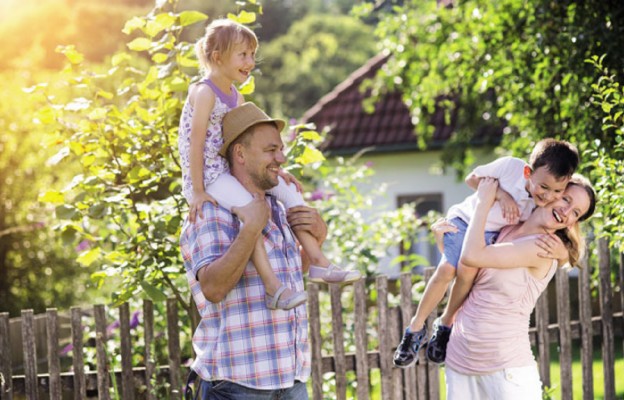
[393,326,427,368]
[308,264,361,284]
[426,317,452,363]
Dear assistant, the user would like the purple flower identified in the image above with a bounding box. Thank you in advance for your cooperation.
[75,240,90,252]
[364,161,374,168]
[60,343,73,356]
[309,189,333,201]
[130,311,141,329]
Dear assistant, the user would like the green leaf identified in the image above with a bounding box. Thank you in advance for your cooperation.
[140,281,167,302]
[238,76,255,95]
[179,10,208,27]
[294,147,325,165]
[228,11,256,24]
[145,13,176,37]
[300,131,322,141]
[56,205,78,220]
[77,247,101,266]
[127,38,152,52]
[152,53,168,64]
[39,190,65,204]
[123,16,146,34]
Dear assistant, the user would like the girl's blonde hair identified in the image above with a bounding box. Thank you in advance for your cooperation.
[195,19,258,76]
[555,174,597,267]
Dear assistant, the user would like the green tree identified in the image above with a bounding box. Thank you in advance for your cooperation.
[254,13,377,118]
[366,0,624,249]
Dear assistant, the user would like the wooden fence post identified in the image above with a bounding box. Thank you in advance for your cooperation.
[167,298,181,400]
[307,283,323,400]
[70,307,86,400]
[598,238,616,400]
[578,246,594,400]
[119,303,135,400]
[0,312,12,400]
[399,272,416,400]
[94,304,110,400]
[330,284,347,400]
[535,284,550,388]
[143,300,156,400]
[354,279,370,400]
[555,269,572,400]
[376,275,392,400]
[424,268,439,400]
[46,308,62,400]
[21,310,38,400]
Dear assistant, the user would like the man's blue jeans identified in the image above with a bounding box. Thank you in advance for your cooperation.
[190,378,309,400]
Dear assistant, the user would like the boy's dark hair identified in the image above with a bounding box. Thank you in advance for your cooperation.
[528,138,579,179]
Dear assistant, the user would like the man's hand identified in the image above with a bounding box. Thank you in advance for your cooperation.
[232,194,270,235]
[287,205,327,245]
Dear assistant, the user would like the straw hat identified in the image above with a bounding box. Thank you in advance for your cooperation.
[219,102,286,157]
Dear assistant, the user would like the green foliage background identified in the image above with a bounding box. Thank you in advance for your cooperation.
[366,0,624,249]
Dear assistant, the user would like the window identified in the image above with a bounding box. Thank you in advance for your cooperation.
[397,193,443,274]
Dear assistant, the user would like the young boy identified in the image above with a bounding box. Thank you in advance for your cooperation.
[393,138,579,368]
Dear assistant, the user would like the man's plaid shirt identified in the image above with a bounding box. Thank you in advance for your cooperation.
[179,195,311,390]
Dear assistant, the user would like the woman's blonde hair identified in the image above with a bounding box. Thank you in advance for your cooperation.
[195,19,258,76]
[555,174,597,266]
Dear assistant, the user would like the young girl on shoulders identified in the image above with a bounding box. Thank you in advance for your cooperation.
[178,19,361,311]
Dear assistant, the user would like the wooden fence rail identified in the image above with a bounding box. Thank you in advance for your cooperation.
[1,244,623,399]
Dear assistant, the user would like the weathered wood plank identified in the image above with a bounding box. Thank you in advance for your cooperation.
[70,307,86,400]
[46,308,62,400]
[307,283,323,400]
[166,298,181,400]
[579,248,594,400]
[119,303,135,400]
[535,284,550,388]
[424,268,439,400]
[556,269,572,400]
[330,284,347,400]
[598,238,616,400]
[94,304,110,400]
[353,279,370,400]
[143,300,156,400]
[0,312,12,400]
[376,276,392,400]
[399,272,416,400]
[21,310,38,400]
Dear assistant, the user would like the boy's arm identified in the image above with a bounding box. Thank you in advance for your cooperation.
[466,172,520,224]
[535,233,570,266]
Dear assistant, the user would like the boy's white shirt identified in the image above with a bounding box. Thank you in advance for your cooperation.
[447,156,535,231]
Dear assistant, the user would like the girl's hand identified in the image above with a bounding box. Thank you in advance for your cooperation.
[496,189,520,224]
[278,169,303,193]
[189,192,218,223]
[536,233,568,261]
[476,177,499,207]
[431,218,458,253]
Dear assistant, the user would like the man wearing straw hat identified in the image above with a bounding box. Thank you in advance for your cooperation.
[180,102,325,399]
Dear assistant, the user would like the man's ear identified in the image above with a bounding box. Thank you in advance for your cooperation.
[231,143,245,164]
[523,165,533,179]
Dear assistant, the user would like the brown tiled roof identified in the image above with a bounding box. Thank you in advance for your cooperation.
[302,52,500,155]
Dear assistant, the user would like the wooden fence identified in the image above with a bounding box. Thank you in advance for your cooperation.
[1,237,623,399]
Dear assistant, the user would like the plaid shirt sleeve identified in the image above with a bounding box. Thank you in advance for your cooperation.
[179,202,238,280]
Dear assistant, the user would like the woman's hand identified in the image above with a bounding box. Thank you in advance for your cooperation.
[278,169,303,193]
[188,191,218,223]
[431,218,458,253]
[476,177,499,207]
[535,233,568,262]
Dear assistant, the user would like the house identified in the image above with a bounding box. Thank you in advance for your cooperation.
[302,52,501,276]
